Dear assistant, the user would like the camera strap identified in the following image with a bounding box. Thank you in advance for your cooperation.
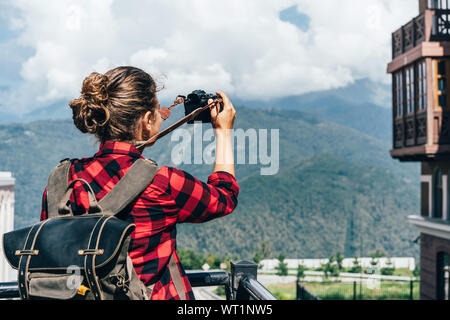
[134,98,222,150]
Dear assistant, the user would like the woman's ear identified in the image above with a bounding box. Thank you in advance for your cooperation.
[139,111,153,140]
[144,111,153,129]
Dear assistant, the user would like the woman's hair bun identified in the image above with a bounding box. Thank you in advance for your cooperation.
[69,72,110,134]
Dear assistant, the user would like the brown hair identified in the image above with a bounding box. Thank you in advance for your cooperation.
[69,66,158,143]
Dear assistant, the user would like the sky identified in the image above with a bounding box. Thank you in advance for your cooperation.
[0,0,417,115]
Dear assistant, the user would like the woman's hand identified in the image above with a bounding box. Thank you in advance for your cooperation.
[210,91,236,130]
[210,91,235,177]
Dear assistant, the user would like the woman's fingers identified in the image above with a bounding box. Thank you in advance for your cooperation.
[216,91,235,115]
[209,91,236,130]
[209,98,218,119]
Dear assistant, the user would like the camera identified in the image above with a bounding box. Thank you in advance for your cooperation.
[184,90,222,123]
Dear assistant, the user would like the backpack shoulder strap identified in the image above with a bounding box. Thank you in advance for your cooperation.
[46,159,72,219]
[98,158,159,216]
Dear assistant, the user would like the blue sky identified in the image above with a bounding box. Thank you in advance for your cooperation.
[280,5,310,32]
[0,0,416,115]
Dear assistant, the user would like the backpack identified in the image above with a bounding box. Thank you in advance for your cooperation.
[2,158,158,300]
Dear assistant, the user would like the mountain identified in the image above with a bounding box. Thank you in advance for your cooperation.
[274,95,392,143]
[232,78,392,143]
[177,153,419,259]
[6,78,393,142]
[0,105,420,259]
[232,78,391,110]
[0,110,20,124]
[23,102,72,122]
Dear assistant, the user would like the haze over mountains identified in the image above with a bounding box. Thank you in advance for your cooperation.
[0,79,421,259]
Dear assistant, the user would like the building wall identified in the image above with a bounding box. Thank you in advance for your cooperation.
[420,233,450,299]
[421,161,450,219]
[0,174,15,282]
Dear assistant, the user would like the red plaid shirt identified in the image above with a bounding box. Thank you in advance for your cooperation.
[40,141,239,300]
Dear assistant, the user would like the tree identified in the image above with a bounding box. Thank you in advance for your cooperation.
[177,249,205,270]
[276,253,288,276]
[367,251,381,274]
[297,263,306,280]
[206,254,221,269]
[350,256,362,273]
[413,264,420,278]
[253,240,273,269]
[335,252,344,270]
[369,252,379,268]
[381,257,395,275]
[323,254,340,278]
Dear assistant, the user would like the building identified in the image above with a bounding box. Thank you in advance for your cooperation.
[0,172,15,282]
[387,0,450,300]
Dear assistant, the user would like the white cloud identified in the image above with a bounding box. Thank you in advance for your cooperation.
[0,0,417,114]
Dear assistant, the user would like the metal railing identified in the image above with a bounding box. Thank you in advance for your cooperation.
[0,260,277,301]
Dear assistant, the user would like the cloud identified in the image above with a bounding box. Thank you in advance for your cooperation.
[0,0,417,114]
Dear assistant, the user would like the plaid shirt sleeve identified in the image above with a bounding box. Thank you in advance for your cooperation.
[40,188,48,221]
[153,166,240,223]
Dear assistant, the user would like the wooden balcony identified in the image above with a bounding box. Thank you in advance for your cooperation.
[393,112,427,149]
[392,9,450,60]
[391,110,450,161]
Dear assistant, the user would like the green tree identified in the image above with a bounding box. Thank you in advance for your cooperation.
[252,241,273,267]
[206,254,221,269]
[370,253,379,268]
[335,252,344,270]
[276,253,288,276]
[381,257,395,275]
[297,263,306,280]
[350,256,362,273]
[323,254,340,278]
[177,249,205,270]
[413,264,420,278]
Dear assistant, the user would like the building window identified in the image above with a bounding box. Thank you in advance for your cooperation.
[434,168,443,218]
[429,0,450,9]
[437,252,449,300]
[406,65,415,114]
[395,71,403,118]
[418,61,427,110]
[435,60,448,108]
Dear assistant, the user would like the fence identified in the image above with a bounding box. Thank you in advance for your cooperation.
[297,279,419,300]
[0,260,277,301]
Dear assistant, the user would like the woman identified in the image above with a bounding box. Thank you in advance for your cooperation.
[39,66,239,300]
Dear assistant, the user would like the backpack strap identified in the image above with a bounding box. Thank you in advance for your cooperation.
[46,159,72,219]
[46,158,159,218]
[98,158,159,216]
[168,254,187,300]
[57,178,102,216]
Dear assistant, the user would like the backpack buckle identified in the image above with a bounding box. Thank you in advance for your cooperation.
[15,250,39,256]
[78,249,104,256]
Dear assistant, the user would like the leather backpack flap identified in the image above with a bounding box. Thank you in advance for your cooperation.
[2,215,135,271]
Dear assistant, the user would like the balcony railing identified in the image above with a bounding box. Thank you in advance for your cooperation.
[392,12,426,59]
[393,112,427,149]
[432,9,450,39]
[0,260,278,301]
[392,9,450,59]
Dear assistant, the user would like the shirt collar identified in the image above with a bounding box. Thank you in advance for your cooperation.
[94,141,144,159]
